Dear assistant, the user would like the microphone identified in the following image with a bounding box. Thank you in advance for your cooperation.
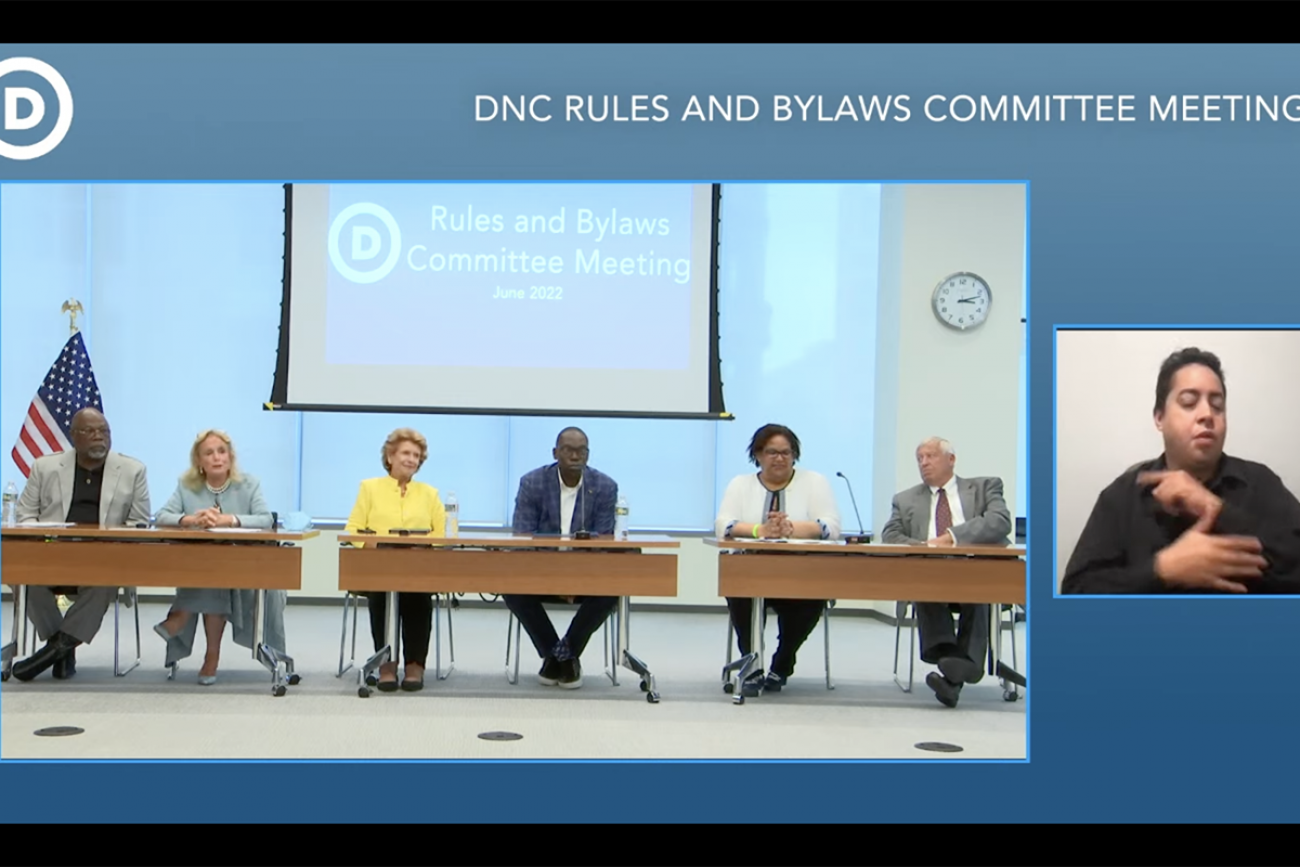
[836,471,872,544]
[574,476,592,540]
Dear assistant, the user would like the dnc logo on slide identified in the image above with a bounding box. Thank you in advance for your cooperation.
[329,202,403,284]
[0,57,74,161]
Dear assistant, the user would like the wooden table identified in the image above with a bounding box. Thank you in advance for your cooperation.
[1,524,318,695]
[337,533,679,701]
[705,538,1026,704]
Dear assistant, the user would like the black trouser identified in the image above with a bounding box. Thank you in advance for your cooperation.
[503,594,618,660]
[366,592,433,667]
[726,597,825,679]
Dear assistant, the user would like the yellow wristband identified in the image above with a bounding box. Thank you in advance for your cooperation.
[752,523,760,538]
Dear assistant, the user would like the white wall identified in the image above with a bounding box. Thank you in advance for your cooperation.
[1054,329,1300,587]
[871,184,1026,617]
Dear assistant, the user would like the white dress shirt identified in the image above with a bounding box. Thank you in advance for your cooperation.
[559,469,582,534]
[927,475,966,543]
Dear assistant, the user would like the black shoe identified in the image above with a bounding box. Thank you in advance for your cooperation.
[557,657,583,690]
[740,669,766,697]
[926,671,961,708]
[538,655,563,686]
[13,632,79,683]
[400,668,425,692]
[938,655,982,685]
[375,664,400,692]
[53,648,76,680]
[763,671,788,692]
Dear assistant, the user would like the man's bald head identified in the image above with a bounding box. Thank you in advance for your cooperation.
[70,407,111,465]
[72,407,105,428]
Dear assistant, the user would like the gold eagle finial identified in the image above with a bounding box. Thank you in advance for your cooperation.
[61,299,83,334]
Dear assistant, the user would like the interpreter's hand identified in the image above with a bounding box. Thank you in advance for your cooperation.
[1154,526,1267,593]
[1138,470,1223,532]
[927,532,955,547]
[778,515,795,537]
[762,512,786,538]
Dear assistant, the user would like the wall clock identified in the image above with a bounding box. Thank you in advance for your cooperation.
[931,272,991,331]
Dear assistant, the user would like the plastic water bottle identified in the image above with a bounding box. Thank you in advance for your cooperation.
[445,492,459,538]
[615,495,629,541]
[2,481,17,528]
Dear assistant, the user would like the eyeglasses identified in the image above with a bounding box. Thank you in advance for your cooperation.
[762,449,793,459]
[72,426,110,437]
[558,446,589,457]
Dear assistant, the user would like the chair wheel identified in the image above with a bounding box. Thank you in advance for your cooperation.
[646,692,660,704]
[358,687,371,698]
[287,674,301,686]
[639,680,649,692]
[733,695,745,705]
[723,682,734,694]
[273,685,287,697]
[365,674,378,687]
[1003,689,1019,702]
[1,671,9,683]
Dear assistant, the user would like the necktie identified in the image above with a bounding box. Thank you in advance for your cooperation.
[935,489,952,538]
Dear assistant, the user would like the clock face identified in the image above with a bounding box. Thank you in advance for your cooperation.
[932,272,991,331]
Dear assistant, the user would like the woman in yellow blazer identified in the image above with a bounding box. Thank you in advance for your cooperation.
[345,427,447,692]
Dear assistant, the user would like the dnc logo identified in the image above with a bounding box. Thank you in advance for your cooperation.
[0,58,73,161]
[329,203,402,284]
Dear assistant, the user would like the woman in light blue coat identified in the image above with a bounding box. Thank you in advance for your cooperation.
[153,429,284,685]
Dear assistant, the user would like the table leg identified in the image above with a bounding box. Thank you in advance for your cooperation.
[615,596,658,703]
[989,602,998,677]
[720,596,763,704]
[992,604,1024,701]
[112,587,141,677]
[1,585,28,682]
[337,592,360,678]
[358,590,397,698]
[252,588,296,697]
[434,594,455,681]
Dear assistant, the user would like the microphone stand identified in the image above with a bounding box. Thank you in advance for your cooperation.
[836,472,872,544]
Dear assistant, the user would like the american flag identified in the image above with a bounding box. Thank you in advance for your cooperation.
[10,331,104,478]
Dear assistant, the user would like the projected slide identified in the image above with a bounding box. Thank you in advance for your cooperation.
[277,183,721,417]
[325,185,694,369]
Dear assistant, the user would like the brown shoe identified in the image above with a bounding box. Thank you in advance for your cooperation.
[400,663,425,692]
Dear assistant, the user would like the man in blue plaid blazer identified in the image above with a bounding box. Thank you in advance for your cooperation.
[506,427,619,689]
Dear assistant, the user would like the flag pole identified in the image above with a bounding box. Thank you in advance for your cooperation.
[54,300,82,615]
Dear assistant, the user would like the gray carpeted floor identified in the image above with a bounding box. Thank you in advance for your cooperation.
[1,600,1025,760]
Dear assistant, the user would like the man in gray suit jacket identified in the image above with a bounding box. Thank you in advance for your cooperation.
[11,408,151,682]
[881,437,1011,708]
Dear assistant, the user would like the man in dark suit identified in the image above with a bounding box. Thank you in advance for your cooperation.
[505,427,620,689]
[882,437,1012,708]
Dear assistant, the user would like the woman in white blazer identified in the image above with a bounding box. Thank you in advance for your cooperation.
[715,423,841,697]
